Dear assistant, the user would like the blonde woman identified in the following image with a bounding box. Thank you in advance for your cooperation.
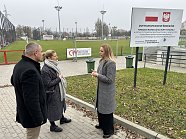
[41,50,71,132]
[91,44,116,138]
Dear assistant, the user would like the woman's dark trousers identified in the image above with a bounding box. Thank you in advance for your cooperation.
[98,111,114,135]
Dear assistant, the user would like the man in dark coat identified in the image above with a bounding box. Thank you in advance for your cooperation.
[11,42,47,139]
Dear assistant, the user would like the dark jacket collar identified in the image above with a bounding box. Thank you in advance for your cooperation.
[22,55,41,73]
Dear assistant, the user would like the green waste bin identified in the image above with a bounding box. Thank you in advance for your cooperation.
[138,52,143,61]
[125,55,134,68]
[86,59,95,73]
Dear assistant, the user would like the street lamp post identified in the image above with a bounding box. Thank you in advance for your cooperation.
[112,26,117,39]
[54,6,62,39]
[42,20,44,33]
[73,22,78,62]
[75,22,77,37]
[100,10,106,39]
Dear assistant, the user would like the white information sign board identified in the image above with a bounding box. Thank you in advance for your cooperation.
[66,48,91,58]
[43,35,54,40]
[130,8,183,47]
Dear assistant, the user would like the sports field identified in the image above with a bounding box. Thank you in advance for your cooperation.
[0,39,132,63]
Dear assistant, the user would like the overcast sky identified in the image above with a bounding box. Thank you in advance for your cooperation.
[1,0,186,32]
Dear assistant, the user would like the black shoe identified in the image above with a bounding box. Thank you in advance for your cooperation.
[60,117,71,124]
[95,124,102,129]
[50,125,63,132]
[103,134,113,138]
[103,132,114,138]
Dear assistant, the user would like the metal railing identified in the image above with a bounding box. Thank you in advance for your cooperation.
[144,51,186,70]
[0,50,24,65]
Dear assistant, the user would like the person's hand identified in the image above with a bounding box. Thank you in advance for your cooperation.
[59,74,63,78]
[91,70,98,77]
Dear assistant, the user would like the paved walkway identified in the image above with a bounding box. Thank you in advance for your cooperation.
[0,87,128,139]
[0,56,185,139]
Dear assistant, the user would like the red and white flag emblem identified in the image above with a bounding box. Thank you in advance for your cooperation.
[162,12,171,22]
[145,12,158,22]
[145,16,158,22]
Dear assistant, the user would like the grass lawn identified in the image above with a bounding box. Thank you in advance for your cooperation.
[66,68,186,139]
[0,39,133,63]
[179,41,186,45]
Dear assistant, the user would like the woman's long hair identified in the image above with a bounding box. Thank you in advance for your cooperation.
[100,44,115,62]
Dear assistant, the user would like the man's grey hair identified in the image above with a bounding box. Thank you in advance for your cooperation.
[25,42,40,55]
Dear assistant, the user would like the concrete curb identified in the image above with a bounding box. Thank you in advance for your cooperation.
[66,94,169,139]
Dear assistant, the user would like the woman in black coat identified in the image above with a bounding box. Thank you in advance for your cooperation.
[41,50,71,132]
